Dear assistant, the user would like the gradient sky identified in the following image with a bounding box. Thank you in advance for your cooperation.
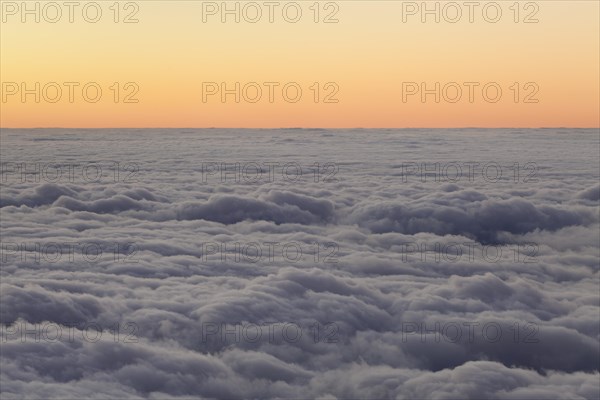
[1,0,599,128]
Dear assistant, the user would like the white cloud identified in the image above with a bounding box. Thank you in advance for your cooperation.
[1,128,599,399]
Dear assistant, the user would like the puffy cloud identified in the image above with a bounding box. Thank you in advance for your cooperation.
[349,197,595,244]
[1,128,599,399]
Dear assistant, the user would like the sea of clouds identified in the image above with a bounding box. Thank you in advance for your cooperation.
[0,128,599,399]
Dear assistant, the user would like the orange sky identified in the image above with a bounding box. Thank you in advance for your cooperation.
[1,0,599,128]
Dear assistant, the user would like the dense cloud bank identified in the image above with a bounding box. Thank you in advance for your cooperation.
[1,129,599,399]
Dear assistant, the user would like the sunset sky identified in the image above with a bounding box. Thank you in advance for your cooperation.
[1,0,599,128]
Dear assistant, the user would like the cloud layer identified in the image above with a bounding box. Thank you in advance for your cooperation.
[1,128,599,399]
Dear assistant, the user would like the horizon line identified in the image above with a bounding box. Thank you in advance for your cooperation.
[2,127,599,130]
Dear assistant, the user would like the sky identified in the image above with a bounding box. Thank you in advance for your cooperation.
[1,0,599,128]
